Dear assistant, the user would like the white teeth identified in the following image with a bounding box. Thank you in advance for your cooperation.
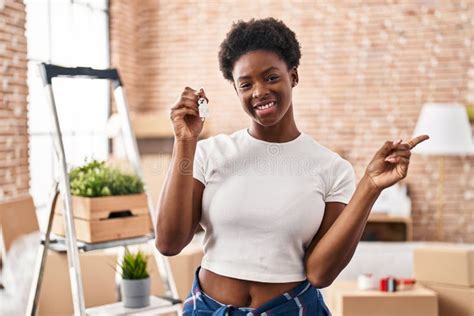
[256,102,275,110]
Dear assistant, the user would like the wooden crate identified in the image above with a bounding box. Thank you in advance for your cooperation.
[52,193,153,243]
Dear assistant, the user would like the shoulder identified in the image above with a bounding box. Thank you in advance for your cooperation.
[302,134,343,161]
[196,129,245,152]
[301,134,353,174]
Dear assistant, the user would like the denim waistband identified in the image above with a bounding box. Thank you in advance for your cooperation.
[182,266,330,316]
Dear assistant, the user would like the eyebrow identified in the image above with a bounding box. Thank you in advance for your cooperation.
[237,66,280,82]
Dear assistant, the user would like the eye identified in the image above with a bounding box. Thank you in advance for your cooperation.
[267,75,279,82]
[239,83,251,90]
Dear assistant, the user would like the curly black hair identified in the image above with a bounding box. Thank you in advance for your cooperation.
[218,17,302,82]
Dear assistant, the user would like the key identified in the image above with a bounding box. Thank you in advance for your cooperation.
[198,97,209,120]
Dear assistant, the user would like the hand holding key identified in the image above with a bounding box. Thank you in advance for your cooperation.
[169,87,208,142]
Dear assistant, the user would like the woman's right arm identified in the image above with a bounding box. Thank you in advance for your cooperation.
[155,87,207,256]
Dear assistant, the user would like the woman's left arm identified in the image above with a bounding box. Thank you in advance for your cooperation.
[304,135,429,288]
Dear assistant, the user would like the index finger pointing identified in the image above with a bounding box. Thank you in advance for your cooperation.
[407,135,430,149]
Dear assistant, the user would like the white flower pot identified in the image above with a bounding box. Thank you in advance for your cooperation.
[121,277,150,308]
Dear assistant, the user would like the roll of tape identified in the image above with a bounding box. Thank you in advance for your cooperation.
[357,273,377,290]
[388,277,397,292]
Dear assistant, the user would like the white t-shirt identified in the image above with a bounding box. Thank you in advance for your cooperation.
[193,128,356,283]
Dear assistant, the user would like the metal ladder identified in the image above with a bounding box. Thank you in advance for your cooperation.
[26,63,182,316]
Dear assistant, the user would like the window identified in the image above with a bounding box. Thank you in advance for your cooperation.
[25,0,109,228]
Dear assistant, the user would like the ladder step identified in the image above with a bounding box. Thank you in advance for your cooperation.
[85,296,181,315]
[43,234,155,252]
[157,295,182,305]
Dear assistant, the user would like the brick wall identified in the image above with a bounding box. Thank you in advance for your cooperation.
[0,0,29,201]
[110,0,474,242]
[108,0,137,112]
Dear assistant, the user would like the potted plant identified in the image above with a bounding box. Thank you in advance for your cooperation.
[52,159,152,243]
[117,247,151,308]
[68,159,145,197]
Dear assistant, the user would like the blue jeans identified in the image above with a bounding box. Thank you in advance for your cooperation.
[182,266,331,316]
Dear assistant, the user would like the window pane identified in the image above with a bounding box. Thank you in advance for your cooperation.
[73,0,108,11]
[27,61,52,134]
[26,0,110,219]
[25,0,51,61]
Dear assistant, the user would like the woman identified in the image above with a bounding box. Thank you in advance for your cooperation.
[156,18,428,315]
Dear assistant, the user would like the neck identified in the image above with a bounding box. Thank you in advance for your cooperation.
[249,104,300,143]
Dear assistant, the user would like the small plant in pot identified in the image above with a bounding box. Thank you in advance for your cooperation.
[118,247,151,308]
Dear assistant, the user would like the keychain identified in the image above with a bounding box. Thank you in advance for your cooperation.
[198,97,209,121]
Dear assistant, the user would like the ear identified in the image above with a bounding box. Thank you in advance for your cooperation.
[290,67,299,87]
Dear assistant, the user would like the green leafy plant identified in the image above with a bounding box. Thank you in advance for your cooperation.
[69,159,144,197]
[117,248,150,280]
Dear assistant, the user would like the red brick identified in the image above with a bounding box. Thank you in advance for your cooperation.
[0,0,29,201]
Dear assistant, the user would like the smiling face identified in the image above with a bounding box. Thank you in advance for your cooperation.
[232,50,298,129]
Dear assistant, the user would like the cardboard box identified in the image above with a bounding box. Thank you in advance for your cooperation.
[107,154,172,210]
[0,196,38,252]
[420,281,474,316]
[140,154,172,208]
[38,241,204,315]
[414,243,474,287]
[39,250,118,315]
[323,281,438,316]
[168,242,204,299]
[128,241,204,301]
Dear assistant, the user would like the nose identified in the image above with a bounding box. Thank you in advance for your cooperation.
[252,81,270,99]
